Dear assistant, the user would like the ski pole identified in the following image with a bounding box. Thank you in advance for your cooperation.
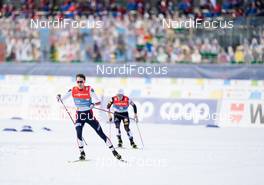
[108,120,112,140]
[58,98,87,145]
[93,107,136,121]
[134,120,144,148]
[94,107,144,148]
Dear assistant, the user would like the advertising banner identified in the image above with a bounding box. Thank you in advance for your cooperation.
[1,74,263,127]
[130,98,217,125]
[218,100,264,127]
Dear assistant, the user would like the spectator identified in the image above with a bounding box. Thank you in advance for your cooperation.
[246,2,258,16]
[0,0,263,64]
[217,48,229,64]
[227,46,235,62]
[191,48,202,63]
[157,47,168,63]
[244,45,254,63]
[234,46,244,63]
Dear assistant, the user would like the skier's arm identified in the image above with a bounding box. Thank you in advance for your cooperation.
[57,89,71,102]
[130,100,138,123]
[61,89,72,101]
[90,88,101,106]
[106,98,114,122]
[130,100,137,114]
[106,98,114,110]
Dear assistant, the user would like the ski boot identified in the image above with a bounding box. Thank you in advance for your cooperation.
[79,151,86,160]
[130,139,137,149]
[112,150,122,160]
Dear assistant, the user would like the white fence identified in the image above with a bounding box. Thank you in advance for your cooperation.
[0,75,263,127]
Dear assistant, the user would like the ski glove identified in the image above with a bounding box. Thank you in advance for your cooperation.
[89,103,95,109]
[56,94,61,102]
[109,116,113,122]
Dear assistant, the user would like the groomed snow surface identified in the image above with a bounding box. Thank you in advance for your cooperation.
[0,119,264,185]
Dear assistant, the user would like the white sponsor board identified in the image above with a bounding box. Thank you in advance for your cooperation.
[0,75,220,121]
[0,75,263,126]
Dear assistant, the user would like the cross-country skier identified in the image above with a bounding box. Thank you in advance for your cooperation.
[56,74,122,160]
[107,89,138,148]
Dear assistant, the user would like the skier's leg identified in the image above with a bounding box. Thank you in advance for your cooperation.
[114,114,122,147]
[75,122,85,152]
[88,118,108,142]
[86,110,122,159]
[75,111,86,159]
[123,113,137,148]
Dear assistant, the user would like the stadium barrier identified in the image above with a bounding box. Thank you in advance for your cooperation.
[1,63,264,79]
[0,74,263,127]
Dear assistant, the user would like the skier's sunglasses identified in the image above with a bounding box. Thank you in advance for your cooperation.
[77,81,84,84]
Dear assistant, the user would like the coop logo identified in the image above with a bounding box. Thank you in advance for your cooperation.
[250,104,264,124]
[160,102,210,124]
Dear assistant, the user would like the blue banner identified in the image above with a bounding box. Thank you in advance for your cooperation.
[105,98,218,125]
[1,63,264,80]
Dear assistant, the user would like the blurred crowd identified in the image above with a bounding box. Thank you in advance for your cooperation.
[0,0,263,64]
[1,0,264,18]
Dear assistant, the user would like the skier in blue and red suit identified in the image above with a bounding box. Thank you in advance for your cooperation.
[57,74,122,160]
